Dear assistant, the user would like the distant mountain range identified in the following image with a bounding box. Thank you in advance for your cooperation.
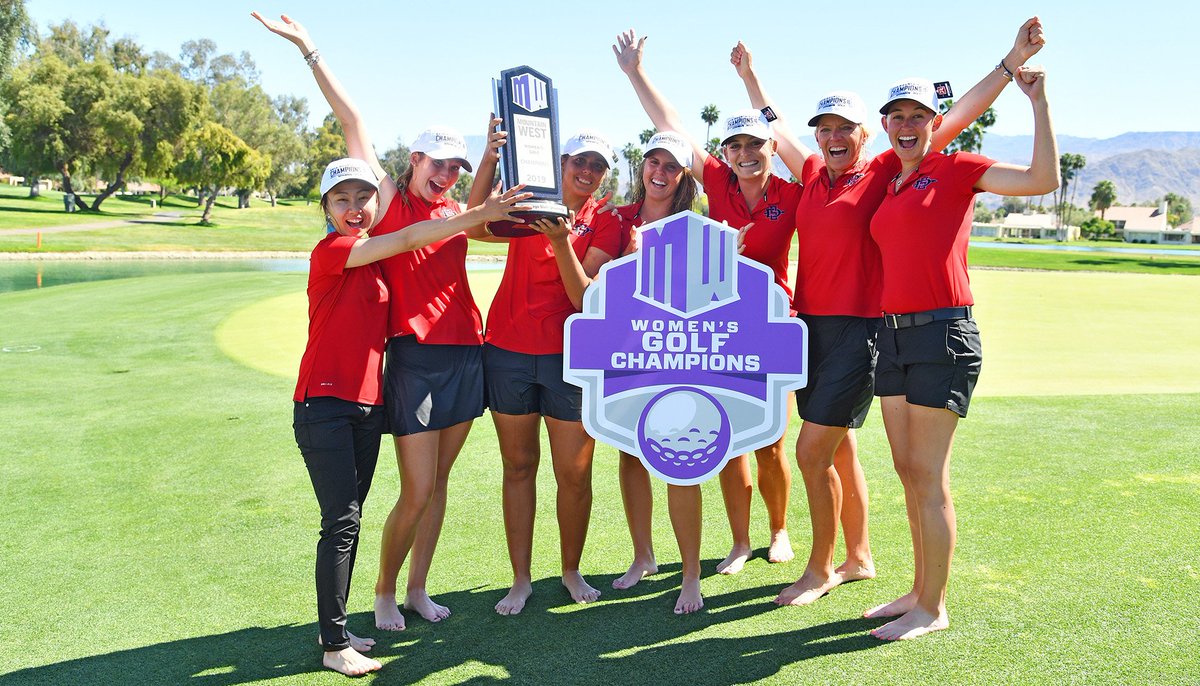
[981,132,1200,206]
[466,131,1200,207]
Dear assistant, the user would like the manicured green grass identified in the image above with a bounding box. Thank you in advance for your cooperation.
[1,269,1197,684]
[969,243,1200,275]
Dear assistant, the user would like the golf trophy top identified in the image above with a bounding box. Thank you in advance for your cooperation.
[489,65,568,237]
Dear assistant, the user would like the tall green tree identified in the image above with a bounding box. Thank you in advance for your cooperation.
[621,142,643,202]
[0,0,33,155]
[639,128,655,145]
[937,99,996,154]
[1161,192,1194,228]
[301,113,347,199]
[175,122,269,223]
[0,53,68,196]
[701,104,719,145]
[1089,180,1117,220]
[449,172,473,204]
[1054,152,1086,235]
[378,136,411,181]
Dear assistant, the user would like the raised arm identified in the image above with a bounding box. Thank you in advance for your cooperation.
[251,12,396,205]
[464,115,511,242]
[933,16,1046,152]
[613,30,707,181]
[346,184,531,267]
[730,41,813,178]
[975,66,1059,197]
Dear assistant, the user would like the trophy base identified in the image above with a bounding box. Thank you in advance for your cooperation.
[488,200,569,238]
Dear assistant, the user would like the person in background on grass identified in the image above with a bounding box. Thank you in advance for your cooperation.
[467,130,623,615]
[866,62,1058,640]
[728,18,1045,608]
[252,12,508,634]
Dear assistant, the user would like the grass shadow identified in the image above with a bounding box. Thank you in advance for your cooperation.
[0,574,887,685]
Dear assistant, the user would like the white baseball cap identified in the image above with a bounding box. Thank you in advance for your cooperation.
[720,109,772,145]
[319,158,379,197]
[879,78,939,115]
[642,131,693,168]
[411,126,473,172]
[563,129,617,167]
[808,91,868,127]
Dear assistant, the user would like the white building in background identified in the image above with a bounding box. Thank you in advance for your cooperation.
[972,212,1079,241]
[1102,203,1196,243]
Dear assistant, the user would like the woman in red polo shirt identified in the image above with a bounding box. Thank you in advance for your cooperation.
[291,156,526,676]
[615,29,801,575]
[254,12,522,637]
[469,131,623,615]
[866,66,1058,640]
[599,132,709,613]
[729,19,1044,609]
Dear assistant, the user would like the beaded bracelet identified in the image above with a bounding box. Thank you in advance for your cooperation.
[304,49,321,70]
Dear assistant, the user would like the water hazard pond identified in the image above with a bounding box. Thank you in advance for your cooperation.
[0,257,502,294]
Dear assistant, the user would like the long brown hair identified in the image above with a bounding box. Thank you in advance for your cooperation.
[631,156,697,215]
[394,152,422,208]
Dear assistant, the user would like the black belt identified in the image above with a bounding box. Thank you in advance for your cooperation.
[882,306,972,329]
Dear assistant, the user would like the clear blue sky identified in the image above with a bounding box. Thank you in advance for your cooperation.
[24,0,1200,158]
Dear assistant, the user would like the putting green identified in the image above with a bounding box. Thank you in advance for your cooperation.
[215,269,1200,397]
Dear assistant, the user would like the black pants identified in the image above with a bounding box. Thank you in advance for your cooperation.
[293,397,384,651]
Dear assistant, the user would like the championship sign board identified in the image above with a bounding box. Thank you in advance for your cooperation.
[564,211,808,486]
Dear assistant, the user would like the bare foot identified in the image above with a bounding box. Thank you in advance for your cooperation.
[774,570,845,606]
[835,558,876,582]
[612,558,658,590]
[563,570,601,604]
[863,591,918,619]
[716,544,752,575]
[322,647,382,677]
[674,577,704,615]
[767,529,794,563]
[495,579,532,616]
[374,594,406,631]
[318,631,376,653]
[871,606,949,640]
[404,588,451,622]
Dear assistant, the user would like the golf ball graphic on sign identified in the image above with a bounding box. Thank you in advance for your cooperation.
[637,387,732,481]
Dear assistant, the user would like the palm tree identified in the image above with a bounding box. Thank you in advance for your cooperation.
[1055,153,1086,237]
[701,104,719,143]
[639,128,655,145]
[1090,180,1117,220]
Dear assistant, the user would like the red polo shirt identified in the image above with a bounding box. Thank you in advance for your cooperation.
[869,151,994,314]
[485,196,622,354]
[702,154,801,297]
[374,189,484,345]
[615,202,645,254]
[792,150,900,318]
[294,233,389,404]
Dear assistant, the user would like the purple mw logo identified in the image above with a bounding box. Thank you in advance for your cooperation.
[511,73,548,113]
[564,211,807,486]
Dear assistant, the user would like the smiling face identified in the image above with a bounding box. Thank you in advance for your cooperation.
[814,114,868,178]
[409,152,463,202]
[562,152,609,203]
[322,179,379,237]
[881,100,942,168]
[641,150,685,203]
[721,134,776,181]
